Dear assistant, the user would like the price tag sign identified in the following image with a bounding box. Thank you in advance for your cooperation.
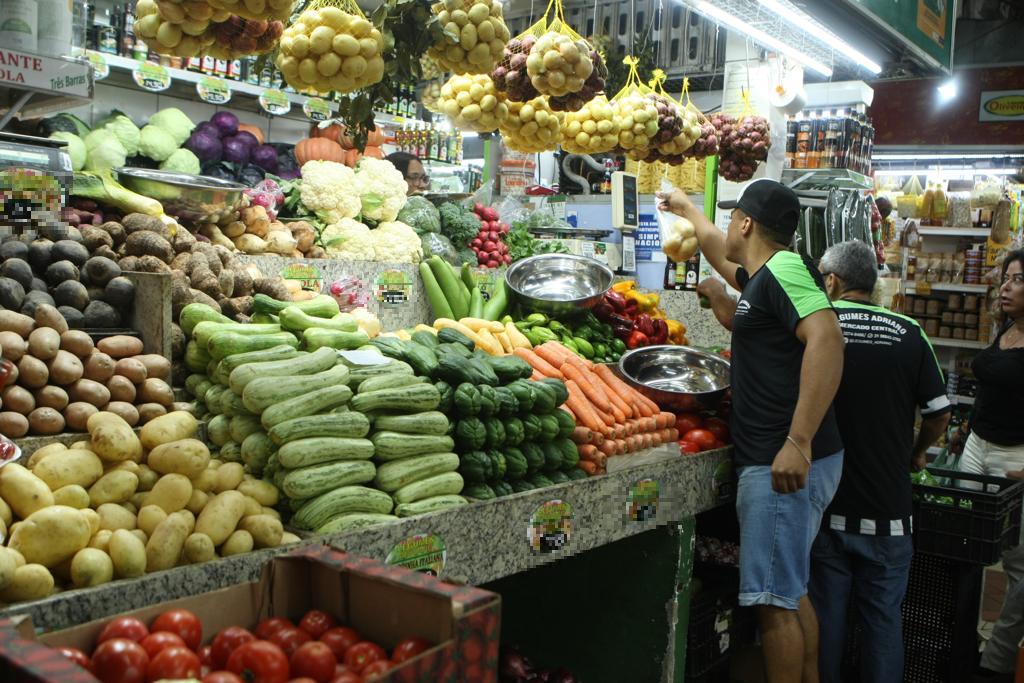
[527,500,572,554]
[303,97,331,122]
[259,88,291,116]
[132,62,171,92]
[626,479,660,522]
[280,262,323,294]
[87,51,109,80]
[385,534,446,576]
[375,270,413,306]
[197,76,231,104]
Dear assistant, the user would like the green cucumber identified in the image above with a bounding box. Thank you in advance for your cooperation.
[242,363,350,413]
[292,486,393,530]
[350,384,440,414]
[277,437,375,469]
[228,346,336,394]
[395,495,468,518]
[208,332,299,361]
[371,432,454,461]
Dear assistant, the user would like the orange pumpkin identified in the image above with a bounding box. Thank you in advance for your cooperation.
[312,122,353,149]
[344,148,361,167]
[237,124,264,144]
[295,138,345,165]
[362,145,384,159]
[366,129,387,147]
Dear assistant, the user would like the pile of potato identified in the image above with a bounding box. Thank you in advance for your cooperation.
[560,94,620,155]
[428,0,510,74]
[132,0,221,59]
[525,30,593,97]
[0,306,180,437]
[498,97,561,153]
[0,410,298,603]
[438,74,509,133]
[203,205,323,260]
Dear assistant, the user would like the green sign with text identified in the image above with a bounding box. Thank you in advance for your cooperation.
[850,0,953,70]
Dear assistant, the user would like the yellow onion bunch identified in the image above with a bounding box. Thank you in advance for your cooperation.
[438,74,509,132]
[653,100,702,164]
[499,98,560,153]
[420,55,444,80]
[526,30,594,97]
[133,0,220,57]
[559,94,619,154]
[428,0,510,74]
[207,0,293,21]
[275,5,385,95]
[612,88,660,158]
[422,79,444,113]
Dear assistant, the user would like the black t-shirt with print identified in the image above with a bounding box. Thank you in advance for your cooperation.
[971,324,1024,446]
[730,250,843,468]
[827,299,951,534]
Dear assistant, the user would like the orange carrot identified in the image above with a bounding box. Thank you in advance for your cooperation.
[560,351,595,372]
[514,348,564,379]
[598,439,618,457]
[578,444,599,460]
[560,362,612,414]
[564,380,605,432]
[530,370,545,381]
[668,428,679,441]
[593,373,633,419]
[535,342,573,367]
[594,364,656,417]
[577,460,598,475]
[655,412,674,429]
[571,427,598,444]
[608,401,626,425]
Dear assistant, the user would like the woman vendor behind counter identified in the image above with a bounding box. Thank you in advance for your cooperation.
[386,152,430,195]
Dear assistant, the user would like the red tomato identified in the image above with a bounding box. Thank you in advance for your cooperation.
[298,610,337,639]
[290,641,337,682]
[343,642,385,672]
[150,609,202,650]
[703,417,730,443]
[57,646,90,669]
[256,617,295,640]
[199,645,215,668]
[212,626,257,669]
[139,631,187,659]
[91,638,150,683]
[227,640,290,683]
[683,428,717,450]
[270,626,313,658]
[203,672,244,683]
[390,637,429,663]
[290,679,319,683]
[678,440,700,454]
[360,660,391,680]
[146,645,201,682]
[675,413,703,434]
[319,627,361,660]
[330,673,363,683]
[98,617,150,644]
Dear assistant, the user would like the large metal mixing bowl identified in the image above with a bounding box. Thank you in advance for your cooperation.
[616,345,731,413]
[504,254,613,318]
[114,168,247,224]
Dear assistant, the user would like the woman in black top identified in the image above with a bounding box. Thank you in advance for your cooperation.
[960,248,1024,681]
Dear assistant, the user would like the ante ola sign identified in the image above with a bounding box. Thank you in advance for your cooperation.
[980,90,1024,121]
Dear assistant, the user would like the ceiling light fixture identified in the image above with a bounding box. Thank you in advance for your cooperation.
[937,79,958,101]
[757,0,882,74]
[691,0,833,77]
[874,153,1024,161]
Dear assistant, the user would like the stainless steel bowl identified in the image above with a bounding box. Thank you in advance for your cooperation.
[114,168,247,224]
[505,254,613,318]
[616,345,731,412]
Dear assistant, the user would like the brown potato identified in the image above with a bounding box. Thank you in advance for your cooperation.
[106,376,136,403]
[83,352,115,383]
[0,311,34,337]
[0,331,27,362]
[135,354,171,382]
[68,379,111,408]
[28,407,64,435]
[113,358,147,384]
[59,330,94,358]
[136,403,167,424]
[138,379,173,407]
[104,401,139,426]
[47,350,84,386]
[33,305,67,334]
[2,386,34,415]
[0,412,28,437]
[17,355,48,389]
[97,335,143,359]
[64,402,98,432]
[33,386,68,411]
[27,328,60,361]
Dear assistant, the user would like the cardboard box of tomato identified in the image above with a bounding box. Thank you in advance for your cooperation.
[0,545,500,683]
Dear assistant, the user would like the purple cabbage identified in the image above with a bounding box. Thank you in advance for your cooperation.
[251,144,279,173]
[222,135,253,165]
[185,131,223,162]
[232,131,259,150]
[210,111,239,137]
[194,120,221,139]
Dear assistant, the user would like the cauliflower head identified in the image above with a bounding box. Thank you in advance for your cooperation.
[321,218,374,260]
[83,129,127,172]
[300,160,362,224]
[354,158,408,222]
[371,221,423,263]
[50,132,86,171]
[147,107,195,146]
[97,112,141,156]
[138,124,178,162]
[160,148,201,175]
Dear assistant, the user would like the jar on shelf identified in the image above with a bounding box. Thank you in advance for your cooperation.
[939,325,952,338]
[942,311,954,325]
[953,328,965,340]
[914,298,927,315]
[948,293,963,311]
[926,299,942,317]
[925,319,940,336]
[966,329,979,341]
[953,312,965,327]
[964,294,979,311]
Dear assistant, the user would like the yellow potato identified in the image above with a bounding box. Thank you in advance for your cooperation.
[89,529,113,552]
[0,564,54,602]
[183,532,216,564]
[137,505,167,537]
[89,470,139,507]
[261,507,281,520]
[32,448,104,490]
[96,503,136,532]
[185,489,209,515]
[147,439,210,479]
[70,548,113,588]
[241,495,262,518]
[0,496,11,527]
[87,412,142,462]
[238,515,283,548]
[143,473,193,513]
[0,546,16,590]
[122,502,138,515]
[136,464,159,492]
[195,490,245,545]
[70,440,90,450]
[108,460,140,475]
[237,479,279,507]
[281,532,302,545]
[130,529,148,545]
[26,442,67,469]
[140,411,198,450]
[8,506,91,567]
[81,508,100,535]
[214,462,245,493]
[192,468,218,493]
[0,463,54,519]
[145,511,192,572]
[220,529,253,557]
[109,529,146,578]
[130,492,147,509]
[52,484,90,509]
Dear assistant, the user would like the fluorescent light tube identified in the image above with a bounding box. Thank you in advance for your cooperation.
[758,0,882,74]
[874,153,1024,160]
[693,0,833,77]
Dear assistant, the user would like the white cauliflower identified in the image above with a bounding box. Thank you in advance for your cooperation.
[300,161,362,224]
[354,158,408,222]
[371,221,423,263]
[321,218,375,260]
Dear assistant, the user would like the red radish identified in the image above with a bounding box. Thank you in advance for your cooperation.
[487,259,499,268]
[471,238,482,248]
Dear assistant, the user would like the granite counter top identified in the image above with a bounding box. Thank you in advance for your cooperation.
[0,447,732,632]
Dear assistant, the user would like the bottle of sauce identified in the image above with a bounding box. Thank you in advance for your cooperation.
[921,183,935,225]
[664,260,679,290]
[932,182,948,226]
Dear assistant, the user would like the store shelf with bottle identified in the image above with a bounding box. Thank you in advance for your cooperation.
[783,104,875,181]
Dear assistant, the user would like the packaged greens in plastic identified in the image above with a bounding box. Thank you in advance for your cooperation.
[421,232,459,264]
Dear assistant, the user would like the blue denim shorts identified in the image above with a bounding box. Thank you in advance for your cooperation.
[736,452,843,610]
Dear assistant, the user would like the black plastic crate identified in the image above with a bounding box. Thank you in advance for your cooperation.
[913,467,1023,565]
[685,581,754,679]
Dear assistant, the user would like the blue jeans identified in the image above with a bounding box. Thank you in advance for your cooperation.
[736,452,843,610]
[808,528,913,683]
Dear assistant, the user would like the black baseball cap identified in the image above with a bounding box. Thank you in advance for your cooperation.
[718,179,801,237]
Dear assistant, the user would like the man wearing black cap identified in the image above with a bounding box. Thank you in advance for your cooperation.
[658,179,845,683]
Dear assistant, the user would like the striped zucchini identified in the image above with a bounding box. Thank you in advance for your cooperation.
[204,385,226,416]
[282,460,376,500]
[372,411,450,436]
[207,414,231,447]
[242,363,350,413]
[221,390,256,418]
[346,360,414,389]
[351,384,441,414]
[260,385,354,429]
[268,413,370,445]
[208,332,300,361]
[241,432,275,474]
[219,345,302,376]
[292,486,393,530]
[374,452,460,492]
[210,360,230,386]
[371,432,454,461]
[395,495,468,518]
[357,373,427,395]
[392,472,464,505]
[228,347,336,394]
[316,513,400,534]
[219,441,241,463]
[229,414,264,444]
[277,437,375,469]
[192,322,281,349]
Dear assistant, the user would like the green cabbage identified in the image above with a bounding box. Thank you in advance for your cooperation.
[138,124,178,162]
[396,195,441,234]
[97,111,141,156]
[83,129,127,172]
[147,107,195,146]
[159,148,200,175]
[49,132,86,171]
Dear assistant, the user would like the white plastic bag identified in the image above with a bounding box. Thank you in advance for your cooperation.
[658,179,698,263]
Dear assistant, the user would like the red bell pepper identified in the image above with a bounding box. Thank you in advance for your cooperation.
[604,290,628,312]
[627,329,650,349]
[650,319,669,345]
[633,314,656,338]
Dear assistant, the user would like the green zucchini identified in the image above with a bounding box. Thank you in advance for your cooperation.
[208,332,299,361]
[228,346,336,394]
[371,432,454,461]
[281,460,376,499]
[219,441,241,463]
[240,432,275,475]
[392,472,464,505]
[292,486,393,530]
[372,411,450,436]
[207,414,231,447]
[209,360,230,386]
[395,495,468,518]
[204,386,227,416]
[316,513,399,534]
[260,385,354,429]
[192,380,213,403]
[242,363,350,413]
[250,313,279,324]
[277,437,375,468]
[180,303,231,335]
[346,360,413,388]
[357,373,427,395]
[253,293,340,318]
[185,340,212,373]
[303,328,370,351]
[192,322,281,349]
[220,390,255,418]
[185,373,208,397]
[374,452,460,492]
[280,307,357,333]
[219,345,302,376]
[350,384,440,414]
[268,413,371,445]
[229,414,264,443]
